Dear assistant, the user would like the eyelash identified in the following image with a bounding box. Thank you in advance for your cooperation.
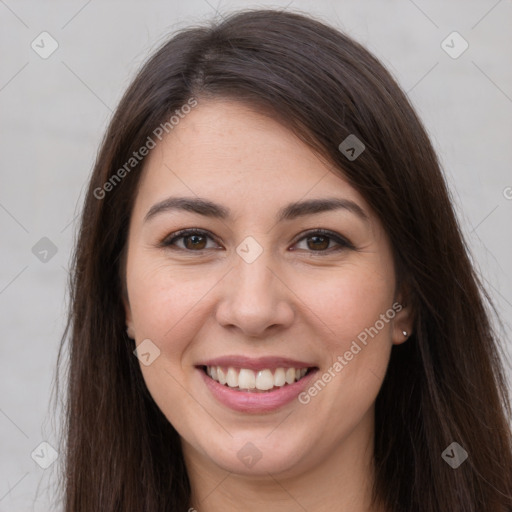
[160,228,355,254]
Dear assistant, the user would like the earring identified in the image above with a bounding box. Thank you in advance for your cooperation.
[402,330,409,337]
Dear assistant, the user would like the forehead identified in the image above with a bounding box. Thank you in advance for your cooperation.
[133,99,372,221]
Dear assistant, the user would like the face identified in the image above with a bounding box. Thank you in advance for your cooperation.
[124,99,412,480]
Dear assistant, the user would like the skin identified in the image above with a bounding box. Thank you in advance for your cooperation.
[124,99,413,512]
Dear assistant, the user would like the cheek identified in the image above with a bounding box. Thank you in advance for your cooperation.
[293,262,395,347]
[131,282,194,331]
[127,259,216,351]
[127,252,396,357]
[293,265,395,433]
[126,259,218,432]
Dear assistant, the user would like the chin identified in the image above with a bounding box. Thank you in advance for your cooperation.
[193,428,315,478]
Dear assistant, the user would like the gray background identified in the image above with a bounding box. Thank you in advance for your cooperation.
[1,0,511,510]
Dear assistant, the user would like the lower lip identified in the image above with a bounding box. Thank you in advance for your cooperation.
[198,367,318,413]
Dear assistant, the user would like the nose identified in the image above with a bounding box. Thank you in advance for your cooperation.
[214,249,295,338]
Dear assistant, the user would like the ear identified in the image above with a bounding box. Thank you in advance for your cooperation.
[391,288,415,346]
[119,246,136,339]
[123,292,136,340]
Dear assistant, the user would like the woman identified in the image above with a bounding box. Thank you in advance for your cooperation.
[56,8,512,511]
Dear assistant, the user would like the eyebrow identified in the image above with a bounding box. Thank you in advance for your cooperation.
[144,196,368,223]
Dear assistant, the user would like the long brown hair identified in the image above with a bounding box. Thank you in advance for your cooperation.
[55,8,512,511]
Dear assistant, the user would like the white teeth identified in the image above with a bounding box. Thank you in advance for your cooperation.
[217,367,227,385]
[238,368,256,389]
[285,368,296,384]
[205,365,310,391]
[226,367,238,387]
[274,368,286,387]
[256,369,274,390]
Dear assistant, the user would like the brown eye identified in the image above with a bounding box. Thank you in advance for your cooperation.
[161,229,219,251]
[182,233,207,250]
[306,234,330,251]
[292,229,354,253]
[161,228,353,254]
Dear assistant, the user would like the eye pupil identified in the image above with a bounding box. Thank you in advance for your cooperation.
[308,235,329,251]
[185,234,206,250]
[164,229,348,254]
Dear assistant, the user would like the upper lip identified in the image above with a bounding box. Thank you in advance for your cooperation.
[197,356,316,371]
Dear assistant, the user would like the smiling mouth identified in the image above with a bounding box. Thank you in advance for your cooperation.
[201,365,316,392]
